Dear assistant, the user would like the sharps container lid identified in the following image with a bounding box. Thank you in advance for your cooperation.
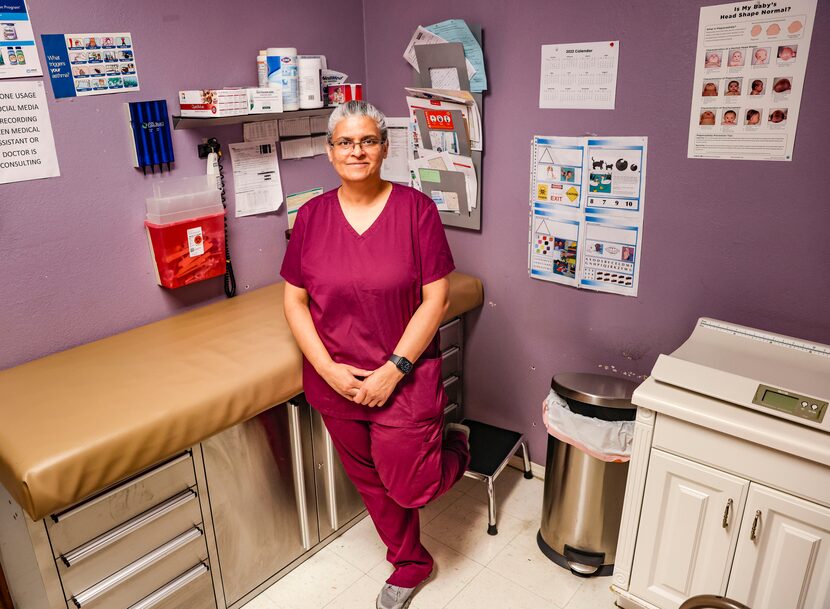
[552,373,638,409]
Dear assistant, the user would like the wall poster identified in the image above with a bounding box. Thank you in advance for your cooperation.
[529,135,647,297]
[688,0,817,161]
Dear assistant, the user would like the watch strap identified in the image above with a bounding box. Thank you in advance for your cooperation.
[389,354,413,374]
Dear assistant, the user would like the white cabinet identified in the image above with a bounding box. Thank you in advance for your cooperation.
[626,447,830,609]
[629,450,748,608]
[727,484,830,609]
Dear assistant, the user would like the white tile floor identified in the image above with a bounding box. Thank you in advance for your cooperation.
[242,466,619,609]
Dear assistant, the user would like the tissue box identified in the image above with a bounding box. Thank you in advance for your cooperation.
[247,87,283,114]
[178,89,248,117]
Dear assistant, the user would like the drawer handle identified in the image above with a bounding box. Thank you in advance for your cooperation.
[53,452,192,523]
[443,375,459,388]
[722,498,733,529]
[62,488,197,567]
[442,346,460,360]
[126,562,209,609]
[71,526,203,608]
[750,510,761,541]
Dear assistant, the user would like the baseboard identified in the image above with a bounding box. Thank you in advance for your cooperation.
[508,455,546,479]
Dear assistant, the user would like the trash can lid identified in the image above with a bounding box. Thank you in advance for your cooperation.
[552,373,639,409]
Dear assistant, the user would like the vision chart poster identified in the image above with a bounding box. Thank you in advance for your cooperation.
[688,0,817,161]
[529,136,647,297]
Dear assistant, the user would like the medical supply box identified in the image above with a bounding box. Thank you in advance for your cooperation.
[178,88,248,117]
[144,176,226,288]
[247,87,283,114]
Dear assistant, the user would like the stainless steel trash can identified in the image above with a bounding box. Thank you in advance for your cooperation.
[537,372,637,577]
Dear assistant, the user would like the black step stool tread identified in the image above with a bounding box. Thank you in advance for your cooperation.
[461,418,523,477]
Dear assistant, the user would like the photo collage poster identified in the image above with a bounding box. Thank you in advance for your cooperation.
[688,0,817,161]
[529,135,647,296]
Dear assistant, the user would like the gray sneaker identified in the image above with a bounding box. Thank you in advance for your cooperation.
[376,583,416,609]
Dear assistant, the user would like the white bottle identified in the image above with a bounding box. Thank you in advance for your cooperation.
[256,50,268,88]
[298,56,323,109]
[267,47,299,111]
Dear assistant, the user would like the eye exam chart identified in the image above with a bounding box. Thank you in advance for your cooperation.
[688,0,816,161]
[529,135,647,297]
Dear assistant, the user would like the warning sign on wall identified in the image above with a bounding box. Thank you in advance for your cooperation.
[0,81,60,185]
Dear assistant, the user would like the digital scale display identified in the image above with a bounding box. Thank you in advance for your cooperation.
[761,389,799,410]
[753,384,827,423]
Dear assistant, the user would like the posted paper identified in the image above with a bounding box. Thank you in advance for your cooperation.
[539,41,619,110]
[529,135,647,296]
[286,187,323,229]
[229,141,283,217]
[0,81,60,184]
[42,32,139,98]
[0,1,43,79]
[687,0,816,161]
[381,117,410,183]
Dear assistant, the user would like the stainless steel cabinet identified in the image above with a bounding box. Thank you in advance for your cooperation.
[310,407,365,540]
[199,398,365,609]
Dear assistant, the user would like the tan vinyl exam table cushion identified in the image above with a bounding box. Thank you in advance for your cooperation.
[0,272,483,521]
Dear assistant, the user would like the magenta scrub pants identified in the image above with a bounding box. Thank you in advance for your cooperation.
[322,414,470,588]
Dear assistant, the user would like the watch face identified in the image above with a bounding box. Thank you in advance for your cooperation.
[399,358,413,374]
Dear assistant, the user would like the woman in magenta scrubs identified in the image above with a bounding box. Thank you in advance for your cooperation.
[281,101,470,609]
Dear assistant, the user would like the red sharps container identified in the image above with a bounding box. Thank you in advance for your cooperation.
[145,176,226,288]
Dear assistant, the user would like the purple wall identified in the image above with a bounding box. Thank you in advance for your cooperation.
[362,0,830,460]
[3,1,829,463]
[1,0,365,369]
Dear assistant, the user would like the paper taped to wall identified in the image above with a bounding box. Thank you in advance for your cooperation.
[529,135,647,296]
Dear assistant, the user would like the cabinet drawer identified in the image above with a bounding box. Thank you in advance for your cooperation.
[443,375,461,405]
[48,453,196,556]
[58,489,202,599]
[126,563,215,609]
[66,526,208,609]
[441,347,461,380]
[438,319,462,351]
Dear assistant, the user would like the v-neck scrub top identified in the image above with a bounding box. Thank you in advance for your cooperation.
[280,184,455,426]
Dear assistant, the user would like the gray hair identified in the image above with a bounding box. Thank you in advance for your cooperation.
[326,100,388,144]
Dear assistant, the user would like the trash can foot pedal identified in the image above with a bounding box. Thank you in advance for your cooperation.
[536,531,614,577]
[461,419,532,536]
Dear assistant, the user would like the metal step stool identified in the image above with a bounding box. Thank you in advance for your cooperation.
[461,419,533,535]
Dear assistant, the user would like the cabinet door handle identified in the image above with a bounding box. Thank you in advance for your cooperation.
[323,429,339,532]
[722,498,733,528]
[288,401,312,551]
[750,510,761,541]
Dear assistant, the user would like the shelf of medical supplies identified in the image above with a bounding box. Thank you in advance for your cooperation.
[172,107,334,130]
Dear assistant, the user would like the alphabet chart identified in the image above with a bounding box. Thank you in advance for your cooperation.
[539,41,619,110]
[529,136,647,296]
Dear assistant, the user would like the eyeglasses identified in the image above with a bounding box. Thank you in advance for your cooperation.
[330,138,384,153]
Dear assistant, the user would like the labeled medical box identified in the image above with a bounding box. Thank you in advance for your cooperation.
[178,89,248,117]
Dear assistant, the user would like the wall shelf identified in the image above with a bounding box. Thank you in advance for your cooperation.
[172,107,334,130]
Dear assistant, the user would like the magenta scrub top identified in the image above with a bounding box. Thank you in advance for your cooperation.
[280,184,455,426]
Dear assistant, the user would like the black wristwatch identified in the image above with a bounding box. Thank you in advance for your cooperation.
[389,354,414,375]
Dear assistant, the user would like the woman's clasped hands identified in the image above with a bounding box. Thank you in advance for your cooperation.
[321,360,405,407]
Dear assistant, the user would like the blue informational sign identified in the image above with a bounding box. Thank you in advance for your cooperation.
[41,32,139,98]
[41,34,75,98]
[0,0,43,79]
